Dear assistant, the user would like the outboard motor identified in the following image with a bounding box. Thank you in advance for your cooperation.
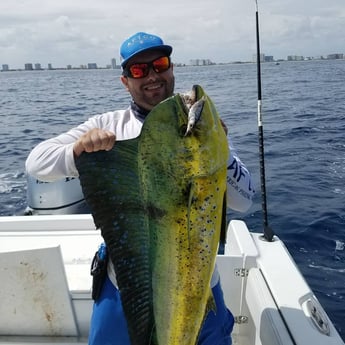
[25,175,90,215]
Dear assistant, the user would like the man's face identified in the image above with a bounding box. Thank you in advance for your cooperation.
[121,50,175,111]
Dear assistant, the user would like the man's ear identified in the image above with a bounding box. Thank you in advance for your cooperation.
[121,75,129,90]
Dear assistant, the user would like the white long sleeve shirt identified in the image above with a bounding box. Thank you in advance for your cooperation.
[26,106,254,211]
[25,106,255,287]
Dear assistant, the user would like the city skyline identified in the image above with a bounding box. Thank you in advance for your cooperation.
[2,51,344,72]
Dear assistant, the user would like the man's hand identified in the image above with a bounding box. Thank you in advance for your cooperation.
[73,128,116,158]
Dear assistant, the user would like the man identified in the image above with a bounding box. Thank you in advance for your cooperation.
[26,32,255,345]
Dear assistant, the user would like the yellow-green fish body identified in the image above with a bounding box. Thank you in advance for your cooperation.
[76,85,229,345]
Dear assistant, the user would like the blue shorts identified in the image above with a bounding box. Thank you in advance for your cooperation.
[88,276,234,345]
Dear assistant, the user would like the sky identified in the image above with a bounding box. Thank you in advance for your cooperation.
[0,0,344,69]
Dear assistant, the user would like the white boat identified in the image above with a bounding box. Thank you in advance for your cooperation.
[0,213,344,345]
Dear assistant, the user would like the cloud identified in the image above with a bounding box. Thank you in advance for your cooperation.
[258,9,345,58]
[0,0,344,68]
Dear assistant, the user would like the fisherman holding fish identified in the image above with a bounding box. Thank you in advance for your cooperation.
[26,32,255,345]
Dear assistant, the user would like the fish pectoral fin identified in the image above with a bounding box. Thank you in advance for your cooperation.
[148,323,156,345]
[206,290,217,315]
[187,181,197,248]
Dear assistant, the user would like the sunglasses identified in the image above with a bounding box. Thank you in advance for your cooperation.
[123,56,171,79]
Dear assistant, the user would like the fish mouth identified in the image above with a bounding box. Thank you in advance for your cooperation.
[180,84,198,110]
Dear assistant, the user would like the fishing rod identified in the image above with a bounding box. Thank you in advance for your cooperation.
[255,0,274,242]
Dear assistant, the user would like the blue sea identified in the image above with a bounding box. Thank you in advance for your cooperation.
[1,60,344,340]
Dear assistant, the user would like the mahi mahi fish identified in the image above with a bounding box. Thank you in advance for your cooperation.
[75,84,229,345]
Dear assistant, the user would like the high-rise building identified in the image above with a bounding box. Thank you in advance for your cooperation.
[25,63,33,70]
[287,55,304,61]
[87,63,97,69]
[252,53,265,63]
[2,64,9,71]
[189,59,213,66]
[111,58,117,69]
[327,53,344,60]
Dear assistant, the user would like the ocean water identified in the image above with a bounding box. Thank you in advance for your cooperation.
[1,60,344,339]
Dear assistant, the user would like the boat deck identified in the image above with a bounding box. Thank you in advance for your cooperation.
[0,215,343,345]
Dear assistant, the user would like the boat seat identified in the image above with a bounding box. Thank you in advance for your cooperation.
[0,247,78,337]
[245,268,294,345]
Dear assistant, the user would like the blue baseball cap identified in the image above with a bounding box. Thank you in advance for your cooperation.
[120,32,172,68]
